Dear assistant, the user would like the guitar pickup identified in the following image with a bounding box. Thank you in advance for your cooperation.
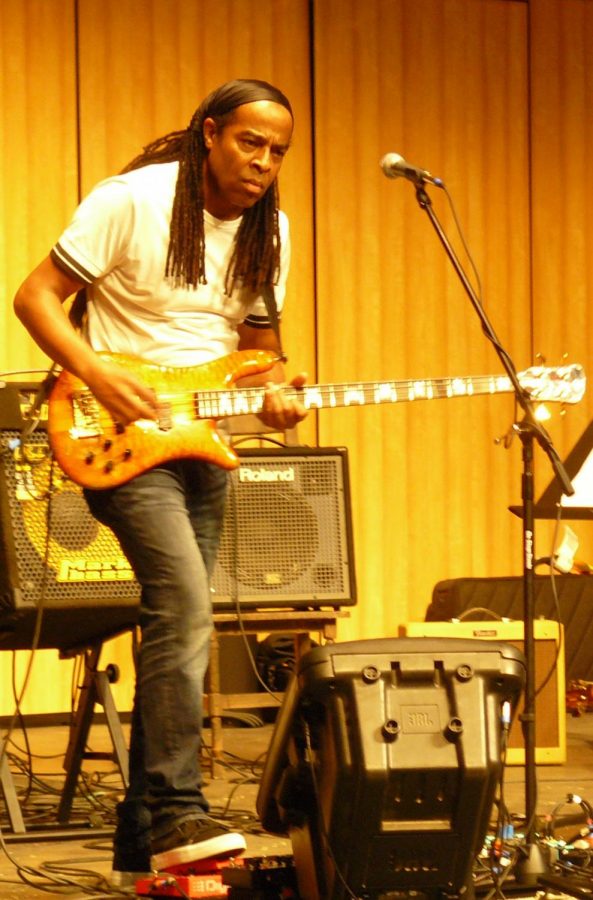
[156,402,174,431]
[69,391,102,438]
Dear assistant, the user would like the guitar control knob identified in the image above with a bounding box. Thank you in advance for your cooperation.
[103,439,113,450]
[85,453,95,465]
[123,448,132,459]
[104,461,114,473]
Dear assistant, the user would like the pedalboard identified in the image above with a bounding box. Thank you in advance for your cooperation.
[135,855,298,899]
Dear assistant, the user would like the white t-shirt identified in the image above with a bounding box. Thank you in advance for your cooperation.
[51,161,290,367]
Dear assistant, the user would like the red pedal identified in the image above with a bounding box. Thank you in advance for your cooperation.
[135,858,245,898]
[135,872,229,898]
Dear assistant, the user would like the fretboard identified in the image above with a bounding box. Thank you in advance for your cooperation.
[194,374,515,419]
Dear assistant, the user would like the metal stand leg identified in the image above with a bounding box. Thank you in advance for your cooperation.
[58,641,129,824]
[0,751,25,833]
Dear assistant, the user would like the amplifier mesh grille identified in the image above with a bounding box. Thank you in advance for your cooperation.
[0,430,140,608]
[211,451,354,608]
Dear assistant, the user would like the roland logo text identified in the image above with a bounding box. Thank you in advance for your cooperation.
[239,466,295,483]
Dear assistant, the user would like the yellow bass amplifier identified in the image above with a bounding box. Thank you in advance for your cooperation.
[399,620,565,765]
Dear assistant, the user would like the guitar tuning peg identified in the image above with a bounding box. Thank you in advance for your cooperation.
[535,352,546,365]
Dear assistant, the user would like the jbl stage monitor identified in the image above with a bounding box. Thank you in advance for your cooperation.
[257,637,525,900]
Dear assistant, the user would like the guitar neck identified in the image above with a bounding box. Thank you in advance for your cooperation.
[198,373,515,418]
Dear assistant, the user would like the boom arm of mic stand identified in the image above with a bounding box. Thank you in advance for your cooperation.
[413,182,571,884]
[413,184,573,498]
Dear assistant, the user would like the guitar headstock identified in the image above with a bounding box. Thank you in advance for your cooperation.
[517,363,586,405]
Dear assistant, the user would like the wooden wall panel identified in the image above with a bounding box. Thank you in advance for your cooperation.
[313,0,531,639]
[0,636,136,717]
[76,0,316,411]
[3,0,593,713]
[71,0,315,712]
[0,0,78,375]
[1,0,315,716]
[0,1,81,718]
[529,0,593,563]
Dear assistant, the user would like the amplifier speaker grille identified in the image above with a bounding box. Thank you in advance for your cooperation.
[211,448,356,609]
[0,429,140,611]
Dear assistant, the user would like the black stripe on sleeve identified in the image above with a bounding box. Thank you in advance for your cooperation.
[50,244,95,284]
[244,313,280,329]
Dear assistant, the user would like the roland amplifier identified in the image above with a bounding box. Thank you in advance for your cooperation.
[211,447,356,610]
[0,382,356,650]
[0,381,141,649]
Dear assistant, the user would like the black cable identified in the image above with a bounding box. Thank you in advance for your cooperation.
[302,718,361,900]
[225,466,285,702]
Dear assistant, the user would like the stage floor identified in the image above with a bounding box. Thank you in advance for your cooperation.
[1,713,593,899]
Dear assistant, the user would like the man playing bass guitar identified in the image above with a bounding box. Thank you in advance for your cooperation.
[13,79,307,887]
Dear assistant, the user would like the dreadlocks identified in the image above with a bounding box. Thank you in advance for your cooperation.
[121,79,292,294]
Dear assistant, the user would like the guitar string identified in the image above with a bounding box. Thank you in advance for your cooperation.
[71,369,579,431]
[76,375,516,412]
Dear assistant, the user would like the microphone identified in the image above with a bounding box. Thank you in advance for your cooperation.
[380,152,444,188]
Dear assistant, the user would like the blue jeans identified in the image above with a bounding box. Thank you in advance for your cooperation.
[85,459,228,842]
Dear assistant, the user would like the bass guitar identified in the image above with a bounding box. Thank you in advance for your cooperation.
[47,349,586,489]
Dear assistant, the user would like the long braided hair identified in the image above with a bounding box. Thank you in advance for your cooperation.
[121,79,293,294]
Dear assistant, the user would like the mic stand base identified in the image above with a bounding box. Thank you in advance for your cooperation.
[515,840,548,887]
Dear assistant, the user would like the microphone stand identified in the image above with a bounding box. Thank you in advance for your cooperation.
[412,181,574,885]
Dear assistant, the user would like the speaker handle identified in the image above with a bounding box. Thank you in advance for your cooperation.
[255,672,300,834]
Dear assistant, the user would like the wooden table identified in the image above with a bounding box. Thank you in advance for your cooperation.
[206,609,349,776]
